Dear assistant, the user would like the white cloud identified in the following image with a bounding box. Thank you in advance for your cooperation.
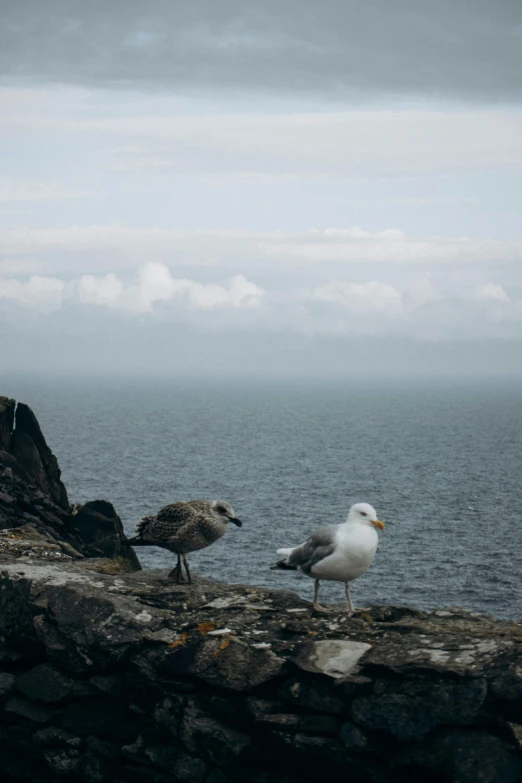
[1,263,521,342]
[312,280,402,311]
[1,225,522,274]
[467,283,510,303]
[2,86,522,179]
[0,257,42,275]
[0,275,66,310]
[406,276,442,306]
[76,110,522,177]
[185,275,265,310]
[77,263,264,313]
[0,178,94,203]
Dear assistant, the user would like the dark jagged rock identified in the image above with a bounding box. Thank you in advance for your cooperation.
[72,500,141,568]
[9,401,69,509]
[0,396,15,451]
[0,395,521,782]
[0,395,139,569]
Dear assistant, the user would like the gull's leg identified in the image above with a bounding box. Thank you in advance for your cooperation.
[312,579,331,613]
[183,555,192,585]
[345,582,371,615]
[168,554,184,583]
[345,582,355,616]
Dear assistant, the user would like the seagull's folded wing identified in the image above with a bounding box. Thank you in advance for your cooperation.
[288,524,338,575]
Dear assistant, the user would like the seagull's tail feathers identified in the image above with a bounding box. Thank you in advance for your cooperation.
[126,514,156,546]
[270,547,298,571]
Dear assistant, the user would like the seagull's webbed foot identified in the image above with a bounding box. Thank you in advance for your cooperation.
[312,580,331,613]
[344,583,371,616]
[168,565,184,583]
[312,602,332,614]
[168,555,185,583]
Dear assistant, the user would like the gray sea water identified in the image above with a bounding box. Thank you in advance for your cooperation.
[3,375,522,621]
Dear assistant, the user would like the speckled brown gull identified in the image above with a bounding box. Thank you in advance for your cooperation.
[126,499,242,584]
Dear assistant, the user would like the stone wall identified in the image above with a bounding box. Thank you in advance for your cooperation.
[1,394,521,783]
[0,559,521,783]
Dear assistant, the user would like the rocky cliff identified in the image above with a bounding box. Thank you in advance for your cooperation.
[0,395,140,569]
[0,395,521,783]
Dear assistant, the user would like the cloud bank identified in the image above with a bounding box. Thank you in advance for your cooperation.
[2,1,522,102]
[1,259,519,343]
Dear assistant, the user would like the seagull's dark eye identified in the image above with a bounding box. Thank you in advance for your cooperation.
[360,511,367,517]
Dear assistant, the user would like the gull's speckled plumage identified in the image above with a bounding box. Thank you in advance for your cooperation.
[127,499,242,584]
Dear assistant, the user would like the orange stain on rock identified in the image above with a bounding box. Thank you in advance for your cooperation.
[213,638,231,656]
[168,631,189,648]
[198,622,217,635]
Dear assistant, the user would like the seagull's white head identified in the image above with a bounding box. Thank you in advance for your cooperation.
[347,502,385,530]
[212,500,242,527]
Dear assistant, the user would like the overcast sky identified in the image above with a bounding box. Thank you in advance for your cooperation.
[1,0,521,379]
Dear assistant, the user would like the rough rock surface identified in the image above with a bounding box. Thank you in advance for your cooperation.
[0,395,139,568]
[0,395,521,783]
[0,559,521,783]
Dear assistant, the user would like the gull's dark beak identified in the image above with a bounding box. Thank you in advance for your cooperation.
[230,517,242,527]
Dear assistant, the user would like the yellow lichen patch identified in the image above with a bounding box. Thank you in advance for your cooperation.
[168,631,189,649]
[82,556,138,575]
[213,638,231,656]
[198,622,217,636]
[358,612,374,623]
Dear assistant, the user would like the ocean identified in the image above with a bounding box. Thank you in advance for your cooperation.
[3,375,522,621]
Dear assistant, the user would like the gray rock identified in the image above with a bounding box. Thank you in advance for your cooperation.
[90,674,127,697]
[167,635,285,691]
[145,746,208,781]
[44,749,80,777]
[293,640,371,679]
[16,663,74,703]
[181,701,251,765]
[395,728,522,783]
[153,695,185,734]
[79,751,109,783]
[73,500,141,566]
[0,397,15,452]
[5,696,56,724]
[33,726,80,747]
[10,402,69,510]
[248,699,337,733]
[61,697,138,739]
[351,675,487,741]
[339,721,369,750]
[278,678,345,714]
[490,659,522,720]
[0,672,15,697]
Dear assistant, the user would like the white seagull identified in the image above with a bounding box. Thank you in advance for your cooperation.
[271,502,385,614]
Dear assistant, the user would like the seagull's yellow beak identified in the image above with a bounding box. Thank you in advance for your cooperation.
[372,519,385,530]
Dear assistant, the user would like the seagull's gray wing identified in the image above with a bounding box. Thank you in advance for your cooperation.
[288,525,338,576]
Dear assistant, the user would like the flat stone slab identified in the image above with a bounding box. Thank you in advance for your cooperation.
[293,640,372,678]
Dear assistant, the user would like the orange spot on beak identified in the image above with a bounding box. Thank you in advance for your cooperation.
[372,519,385,530]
